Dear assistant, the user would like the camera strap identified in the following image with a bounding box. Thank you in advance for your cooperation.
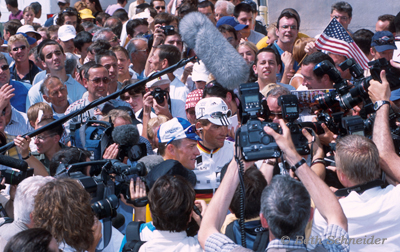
[334,179,384,197]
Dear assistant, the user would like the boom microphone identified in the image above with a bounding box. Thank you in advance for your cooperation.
[137,155,165,174]
[112,124,140,147]
[179,12,250,90]
[0,155,28,172]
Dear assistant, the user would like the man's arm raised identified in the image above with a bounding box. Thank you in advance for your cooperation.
[369,66,400,183]
[264,120,347,231]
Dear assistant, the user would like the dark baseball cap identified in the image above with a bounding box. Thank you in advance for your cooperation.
[371,31,397,52]
[216,16,248,31]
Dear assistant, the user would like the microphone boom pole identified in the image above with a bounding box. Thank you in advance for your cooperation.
[0,56,197,154]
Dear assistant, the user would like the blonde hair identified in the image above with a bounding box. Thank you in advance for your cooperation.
[261,83,280,97]
[27,102,52,124]
[293,37,316,63]
[7,34,29,52]
[101,109,132,124]
[237,40,258,55]
[147,115,169,140]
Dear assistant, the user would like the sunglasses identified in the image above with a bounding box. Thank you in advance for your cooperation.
[166,125,196,145]
[373,36,394,46]
[12,45,26,52]
[155,6,165,10]
[0,65,9,71]
[89,77,110,84]
[62,7,79,15]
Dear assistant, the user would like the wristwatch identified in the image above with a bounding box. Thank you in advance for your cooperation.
[290,158,307,172]
[374,100,390,111]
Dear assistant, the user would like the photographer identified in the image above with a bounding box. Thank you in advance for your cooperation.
[198,121,349,252]
[309,65,400,251]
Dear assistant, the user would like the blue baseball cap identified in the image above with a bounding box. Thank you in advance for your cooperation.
[216,16,248,31]
[157,117,202,144]
[371,31,397,52]
[16,32,37,45]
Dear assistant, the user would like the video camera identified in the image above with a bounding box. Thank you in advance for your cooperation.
[56,159,147,219]
[0,168,34,186]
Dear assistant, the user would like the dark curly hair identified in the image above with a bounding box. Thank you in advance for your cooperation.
[32,178,95,252]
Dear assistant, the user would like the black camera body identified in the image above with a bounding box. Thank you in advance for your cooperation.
[278,95,310,155]
[150,87,167,105]
[238,82,282,161]
[239,119,281,161]
[161,25,175,36]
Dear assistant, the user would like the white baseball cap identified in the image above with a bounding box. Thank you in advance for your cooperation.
[58,25,76,42]
[195,97,232,126]
[192,60,209,82]
[146,71,170,88]
[157,117,202,144]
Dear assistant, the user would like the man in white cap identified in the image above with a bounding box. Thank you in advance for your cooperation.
[194,97,234,201]
[157,117,201,170]
[57,24,76,54]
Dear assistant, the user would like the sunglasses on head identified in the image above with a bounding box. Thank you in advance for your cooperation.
[12,45,26,51]
[373,36,394,46]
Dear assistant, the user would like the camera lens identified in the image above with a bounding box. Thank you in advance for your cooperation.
[91,194,118,219]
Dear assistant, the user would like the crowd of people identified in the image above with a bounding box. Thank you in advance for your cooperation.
[0,0,399,251]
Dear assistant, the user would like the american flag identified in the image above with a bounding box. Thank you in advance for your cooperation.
[316,18,369,70]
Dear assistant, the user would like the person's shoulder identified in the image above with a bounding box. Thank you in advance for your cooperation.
[10,79,31,91]
[65,98,86,113]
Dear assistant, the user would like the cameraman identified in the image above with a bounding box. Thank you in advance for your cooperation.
[301,52,335,90]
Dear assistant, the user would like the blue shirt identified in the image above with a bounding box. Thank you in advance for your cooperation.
[9,60,41,85]
[8,80,31,112]
[272,41,300,82]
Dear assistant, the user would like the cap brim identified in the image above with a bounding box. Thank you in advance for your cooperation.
[374,44,397,52]
[59,35,75,42]
[186,132,202,141]
[234,24,248,31]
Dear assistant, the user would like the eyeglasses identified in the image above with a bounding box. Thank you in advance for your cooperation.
[33,133,56,141]
[109,36,119,43]
[373,36,395,46]
[89,77,110,84]
[0,65,9,71]
[268,111,283,120]
[49,86,67,97]
[280,25,297,30]
[12,45,26,52]
[155,6,165,10]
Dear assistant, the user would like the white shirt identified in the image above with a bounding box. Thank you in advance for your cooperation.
[310,185,400,251]
[194,140,234,191]
[170,78,189,119]
[138,230,203,252]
